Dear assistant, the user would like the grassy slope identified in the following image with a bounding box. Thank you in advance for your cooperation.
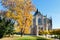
[14,36,51,40]
[0,36,51,40]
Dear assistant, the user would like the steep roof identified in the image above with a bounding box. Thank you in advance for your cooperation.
[33,9,42,16]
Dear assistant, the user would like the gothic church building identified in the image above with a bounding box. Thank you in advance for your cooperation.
[31,9,52,35]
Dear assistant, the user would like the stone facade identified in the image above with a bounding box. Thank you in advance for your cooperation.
[31,9,52,35]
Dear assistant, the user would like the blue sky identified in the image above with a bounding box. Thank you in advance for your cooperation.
[32,0,60,29]
[0,0,60,29]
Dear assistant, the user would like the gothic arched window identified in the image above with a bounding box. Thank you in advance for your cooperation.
[44,19,46,24]
[38,18,42,25]
[33,18,36,25]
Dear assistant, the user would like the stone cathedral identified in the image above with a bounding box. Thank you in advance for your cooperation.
[30,9,52,35]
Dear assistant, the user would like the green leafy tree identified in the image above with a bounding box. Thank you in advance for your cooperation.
[0,16,14,38]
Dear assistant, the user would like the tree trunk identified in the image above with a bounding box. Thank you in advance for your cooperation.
[21,28,23,37]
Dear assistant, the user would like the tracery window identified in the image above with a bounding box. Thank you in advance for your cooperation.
[38,18,42,25]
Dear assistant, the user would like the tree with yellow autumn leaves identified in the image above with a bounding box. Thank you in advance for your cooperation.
[2,0,35,36]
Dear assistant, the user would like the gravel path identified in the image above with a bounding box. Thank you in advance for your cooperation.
[0,37,14,40]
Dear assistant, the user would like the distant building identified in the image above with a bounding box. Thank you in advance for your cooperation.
[31,9,52,35]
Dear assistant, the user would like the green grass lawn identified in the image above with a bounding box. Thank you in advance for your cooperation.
[14,36,51,40]
[0,35,51,40]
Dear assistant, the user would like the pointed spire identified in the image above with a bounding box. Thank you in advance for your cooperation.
[46,14,47,17]
[34,9,39,16]
[36,9,38,13]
